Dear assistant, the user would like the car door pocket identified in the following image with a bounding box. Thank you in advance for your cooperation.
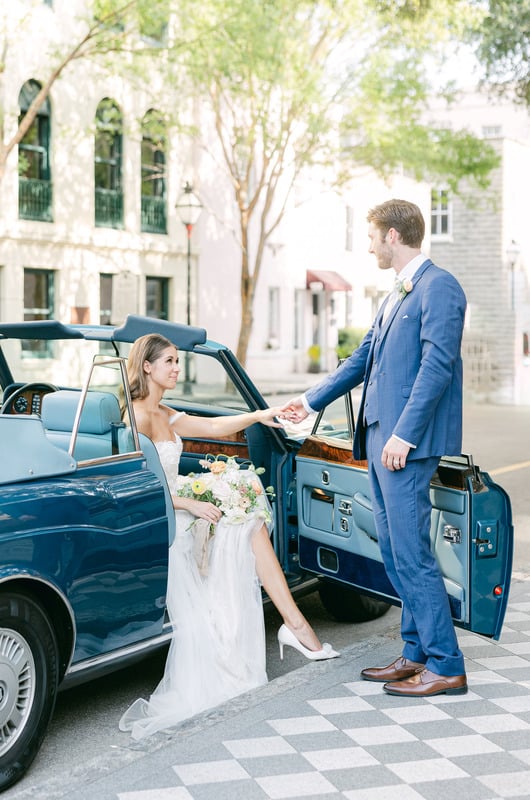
[308,488,334,532]
[308,489,353,538]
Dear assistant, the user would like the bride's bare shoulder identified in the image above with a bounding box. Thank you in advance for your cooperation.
[131,402,153,437]
[163,405,185,426]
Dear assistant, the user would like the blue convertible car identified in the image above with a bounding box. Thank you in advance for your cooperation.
[0,315,513,789]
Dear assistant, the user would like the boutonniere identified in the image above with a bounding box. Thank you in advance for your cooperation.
[395,278,413,300]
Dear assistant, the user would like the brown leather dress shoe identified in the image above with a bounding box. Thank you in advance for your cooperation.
[361,656,425,683]
[383,668,467,697]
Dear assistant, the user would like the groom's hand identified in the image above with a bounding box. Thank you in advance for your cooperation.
[279,397,309,424]
[382,435,410,471]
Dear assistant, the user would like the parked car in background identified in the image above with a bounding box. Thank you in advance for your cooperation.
[0,315,513,790]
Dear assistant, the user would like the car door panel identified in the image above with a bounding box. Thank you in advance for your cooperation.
[0,455,170,660]
[467,471,513,638]
[296,436,513,640]
[67,457,170,659]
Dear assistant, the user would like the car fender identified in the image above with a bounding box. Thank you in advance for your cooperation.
[0,570,76,680]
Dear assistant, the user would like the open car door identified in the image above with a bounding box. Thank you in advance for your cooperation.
[295,392,513,639]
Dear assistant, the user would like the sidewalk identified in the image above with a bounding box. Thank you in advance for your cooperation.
[12,573,530,800]
[257,370,328,404]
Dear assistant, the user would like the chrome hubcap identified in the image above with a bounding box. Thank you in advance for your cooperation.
[0,630,36,756]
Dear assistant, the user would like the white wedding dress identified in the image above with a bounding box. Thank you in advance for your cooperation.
[119,426,269,741]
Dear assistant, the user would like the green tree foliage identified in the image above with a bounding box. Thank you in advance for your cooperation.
[470,0,530,105]
[2,0,502,368]
[343,52,499,192]
[173,0,498,366]
[336,327,369,360]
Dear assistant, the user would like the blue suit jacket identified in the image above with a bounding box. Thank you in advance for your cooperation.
[306,260,466,461]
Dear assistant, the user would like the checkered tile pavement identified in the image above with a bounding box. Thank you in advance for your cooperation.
[83,576,530,800]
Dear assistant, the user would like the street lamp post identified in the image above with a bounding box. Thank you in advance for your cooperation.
[175,182,203,394]
[506,239,520,312]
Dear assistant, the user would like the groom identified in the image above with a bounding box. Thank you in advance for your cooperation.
[282,198,468,697]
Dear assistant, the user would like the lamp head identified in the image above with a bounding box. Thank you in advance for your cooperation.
[175,182,203,226]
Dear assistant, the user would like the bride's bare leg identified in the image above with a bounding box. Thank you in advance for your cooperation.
[251,525,322,651]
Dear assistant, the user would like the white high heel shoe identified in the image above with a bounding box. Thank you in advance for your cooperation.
[277,624,340,661]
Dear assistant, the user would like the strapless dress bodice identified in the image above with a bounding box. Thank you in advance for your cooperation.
[155,436,183,495]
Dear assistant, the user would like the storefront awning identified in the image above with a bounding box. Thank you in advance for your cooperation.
[306,269,352,292]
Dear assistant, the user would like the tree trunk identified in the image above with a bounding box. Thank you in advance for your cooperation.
[235,219,255,367]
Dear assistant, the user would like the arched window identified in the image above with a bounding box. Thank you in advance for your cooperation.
[141,110,167,234]
[18,80,52,222]
[94,99,123,228]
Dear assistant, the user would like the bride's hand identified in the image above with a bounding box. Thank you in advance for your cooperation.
[189,500,223,524]
[256,407,284,428]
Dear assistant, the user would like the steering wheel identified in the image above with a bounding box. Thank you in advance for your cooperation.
[1,382,59,415]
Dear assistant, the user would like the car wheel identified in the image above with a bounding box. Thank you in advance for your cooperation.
[318,581,392,623]
[0,593,59,791]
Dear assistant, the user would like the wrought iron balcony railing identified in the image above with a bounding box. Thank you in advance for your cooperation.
[95,188,124,229]
[19,178,53,222]
[141,195,167,234]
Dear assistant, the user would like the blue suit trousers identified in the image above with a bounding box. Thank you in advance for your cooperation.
[366,423,465,676]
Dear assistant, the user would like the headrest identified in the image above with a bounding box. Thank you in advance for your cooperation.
[41,390,121,434]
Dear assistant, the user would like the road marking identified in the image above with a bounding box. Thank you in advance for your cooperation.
[490,460,530,476]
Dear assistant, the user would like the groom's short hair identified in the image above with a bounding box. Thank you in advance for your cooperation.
[367,199,425,248]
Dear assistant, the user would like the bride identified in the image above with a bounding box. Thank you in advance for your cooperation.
[119,333,339,740]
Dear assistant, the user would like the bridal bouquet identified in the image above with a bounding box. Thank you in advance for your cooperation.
[175,455,275,527]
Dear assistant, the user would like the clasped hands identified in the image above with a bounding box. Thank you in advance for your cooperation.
[278,398,410,472]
